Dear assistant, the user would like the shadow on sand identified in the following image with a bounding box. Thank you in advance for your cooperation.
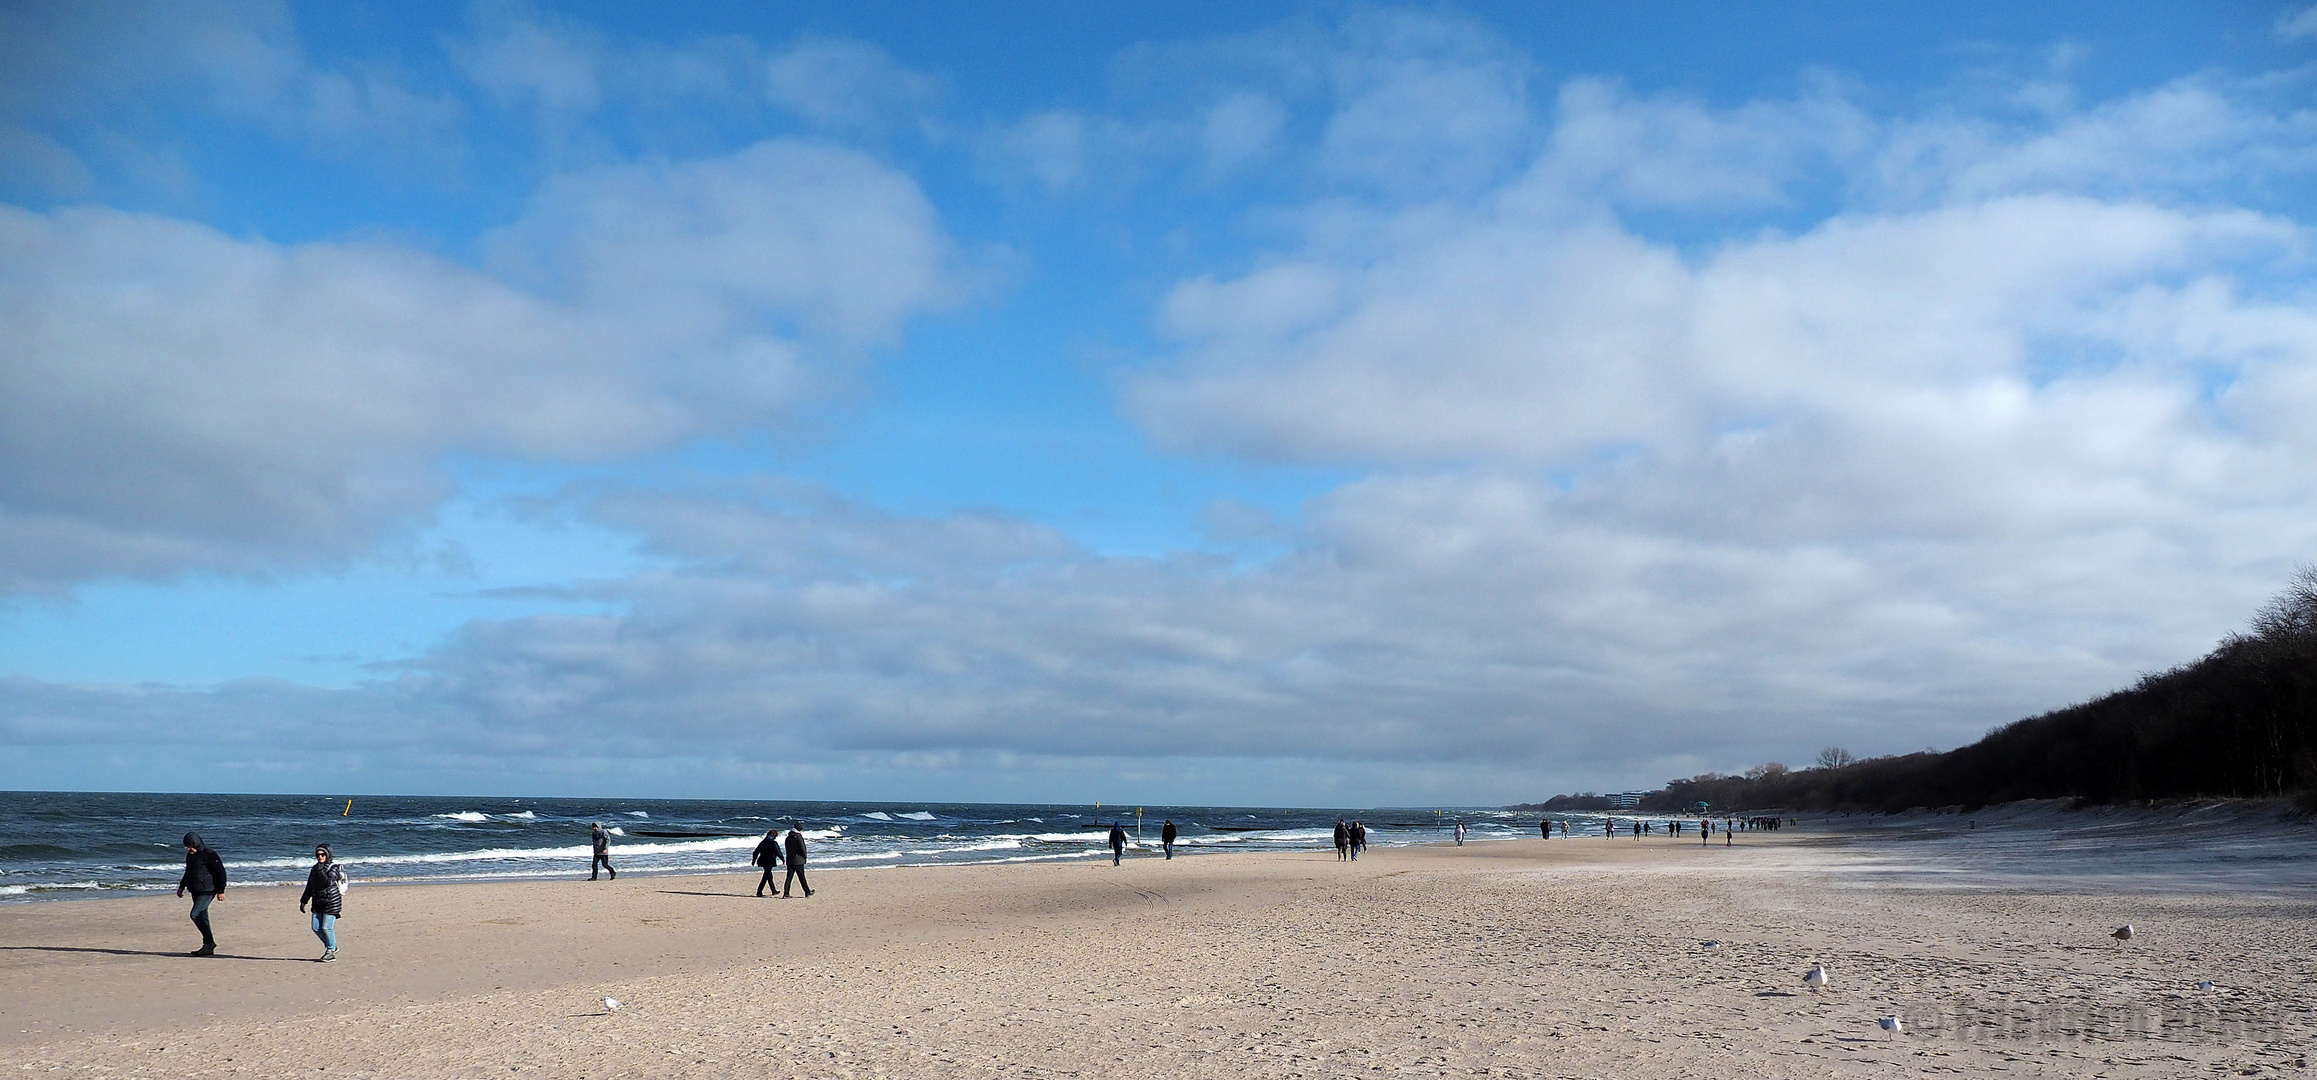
[1,944,305,962]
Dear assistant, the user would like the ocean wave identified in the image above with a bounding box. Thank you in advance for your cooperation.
[860,811,892,821]
[624,811,649,818]
[432,811,490,823]
[901,838,1026,855]
[896,811,937,821]
[508,810,536,820]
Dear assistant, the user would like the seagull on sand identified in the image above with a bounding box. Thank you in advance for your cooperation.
[1877,1015,1902,1041]
[2196,981,2216,991]
[1803,964,1828,992]
[604,998,623,1012]
[2111,925,2134,942]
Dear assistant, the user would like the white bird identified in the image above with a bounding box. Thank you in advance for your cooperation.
[1877,1015,1902,1040]
[1803,964,1828,992]
[2196,981,2216,991]
[2111,924,2134,942]
[603,998,622,1011]
[1700,940,1722,948]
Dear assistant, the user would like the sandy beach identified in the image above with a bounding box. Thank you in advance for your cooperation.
[5,817,2313,1078]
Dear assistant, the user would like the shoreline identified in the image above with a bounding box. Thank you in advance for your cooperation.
[10,793,2313,906]
[7,822,2315,1077]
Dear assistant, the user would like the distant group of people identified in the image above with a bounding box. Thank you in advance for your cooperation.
[173,805,1632,960]
[1098,819,1182,864]
[748,826,814,897]
[172,833,346,962]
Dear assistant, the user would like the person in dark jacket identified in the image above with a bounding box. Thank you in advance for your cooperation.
[1350,821,1367,859]
[781,826,813,898]
[751,829,784,897]
[297,843,346,962]
[176,832,227,956]
[1107,822,1127,866]
[1333,820,1349,861]
[1160,820,1178,860]
[589,823,615,881]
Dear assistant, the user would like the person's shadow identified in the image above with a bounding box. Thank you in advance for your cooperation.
[1,945,303,962]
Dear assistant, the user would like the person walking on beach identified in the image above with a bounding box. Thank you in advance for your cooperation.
[1453,820,1466,846]
[297,843,346,962]
[1333,819,1350,861]
[782,826,813,897]
[177,832,227,956]
[1540,820,1550,840]
[1161,820,1178,860]
[589,823,616,881]
[1351,820,1367,859]
[1108,821,1127,866]
[751,828,784,897]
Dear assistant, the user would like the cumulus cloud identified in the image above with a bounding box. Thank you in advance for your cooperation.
[764,37,940,129]
[0,140,959,594]
[12,9,2317,804]
[447,12,938,151]
[2,465,2224,800]
[0,0,459,197]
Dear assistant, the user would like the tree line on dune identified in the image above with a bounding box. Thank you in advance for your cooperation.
[1518,568,2317,816]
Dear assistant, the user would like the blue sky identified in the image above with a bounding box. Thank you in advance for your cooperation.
[5,2,2317,804]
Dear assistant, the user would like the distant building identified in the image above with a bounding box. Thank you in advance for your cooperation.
[1610,791,1643,809]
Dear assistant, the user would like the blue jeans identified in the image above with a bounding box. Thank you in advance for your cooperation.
[310,913,337,951]
[188,892,217,947]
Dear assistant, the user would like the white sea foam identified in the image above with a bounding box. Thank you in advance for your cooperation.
[860,811,893,821]
[433,811,490,823]
[624,811,649,818]
[508,810,536,820]
[897,811,937,821]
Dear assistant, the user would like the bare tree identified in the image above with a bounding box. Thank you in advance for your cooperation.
[1745,762,1790,781]
[1814,746,1857,770]
[2249,564,2317,643]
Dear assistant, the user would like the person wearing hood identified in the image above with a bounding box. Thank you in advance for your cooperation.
[751,828,784,897]
[298,843,347,962]
[1160,820,1178,860]
[1107,821,1127,866]
[589,823,616,881]
[176,832,227,956]
[781,826,813,898]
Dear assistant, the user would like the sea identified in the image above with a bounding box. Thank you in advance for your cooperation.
[0,791,1557,901]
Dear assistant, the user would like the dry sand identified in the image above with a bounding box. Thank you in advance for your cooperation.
[4,822,2314,1078]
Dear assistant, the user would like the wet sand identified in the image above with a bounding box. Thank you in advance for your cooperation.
[4,818,2313,1078]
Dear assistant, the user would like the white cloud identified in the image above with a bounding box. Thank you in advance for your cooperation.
[0,0,460,196]
[9,462,2250,801]
[1198,92,1286,179]
[1543,77,1873,209]
[2278,5,2317,41]
[764,37,939,129]
[0,140,959,594]
[12,10,2317,805]
[449,10,606,114]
